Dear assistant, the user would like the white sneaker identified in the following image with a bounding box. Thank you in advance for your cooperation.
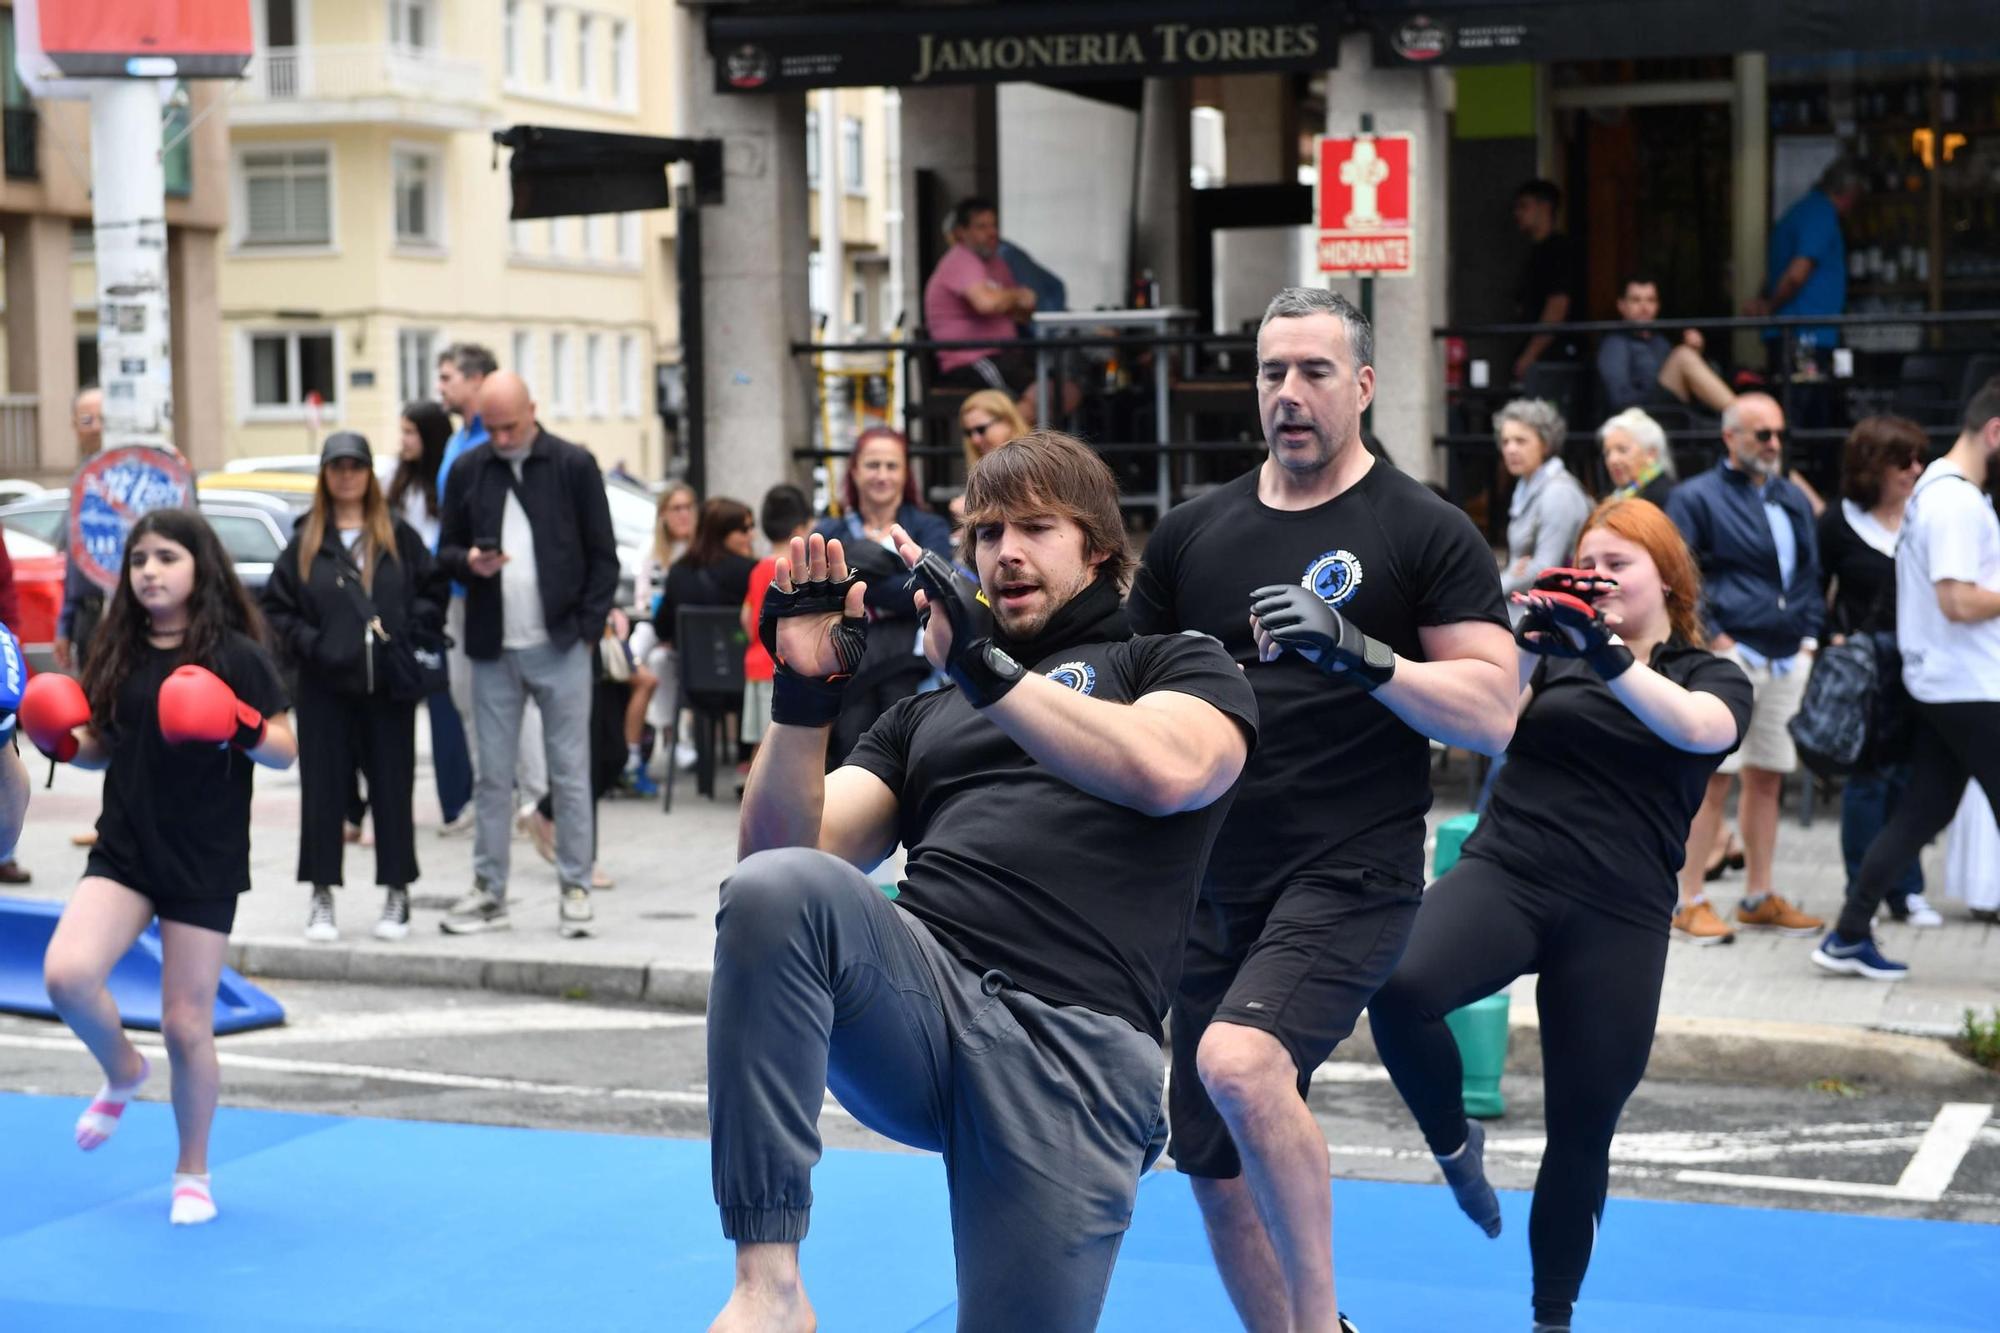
[559,884,595,939]
[1903,894,1945,928]
[437,809,475,838]
[303,887,337,943]
[373,887,411,941]
[675,741,698,771]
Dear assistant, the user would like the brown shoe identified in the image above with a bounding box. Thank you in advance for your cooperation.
[1672,900,1736,945]
[1735,893,1823,936]
[70,829,98,848]
[0,860,28,885]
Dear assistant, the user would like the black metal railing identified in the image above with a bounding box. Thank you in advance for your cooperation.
[2,106,37,181]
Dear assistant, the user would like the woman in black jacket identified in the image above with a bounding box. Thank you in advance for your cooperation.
[262,432,445,943]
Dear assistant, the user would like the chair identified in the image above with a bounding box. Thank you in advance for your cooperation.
[664,604,747,811]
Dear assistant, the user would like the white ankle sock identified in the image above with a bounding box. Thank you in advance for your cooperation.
[170,1172,216,1225]
[75,1056,150,1151]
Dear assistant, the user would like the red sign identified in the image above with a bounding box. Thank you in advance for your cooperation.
[68,447,196,593]
[1314,134,1415,276]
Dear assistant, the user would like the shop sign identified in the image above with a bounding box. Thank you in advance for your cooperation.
[1315,133,1415,276]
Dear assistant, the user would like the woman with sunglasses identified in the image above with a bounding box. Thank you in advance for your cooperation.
[1819,415,1934,924]
[950,391,1029,525]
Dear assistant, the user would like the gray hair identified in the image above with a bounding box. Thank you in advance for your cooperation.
[1257,287,1374,371]
[1598,407,1674,477]
[1493,398,1566,458]
[440,341,498,379]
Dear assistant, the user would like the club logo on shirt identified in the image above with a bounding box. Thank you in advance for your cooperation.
[1302,549,1365,608]
[1045,660,1097,695]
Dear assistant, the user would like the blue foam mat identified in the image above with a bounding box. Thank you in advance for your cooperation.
[1,1092,1991,1330]
[0,895,285,1033]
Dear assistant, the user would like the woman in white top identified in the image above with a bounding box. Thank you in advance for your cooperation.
[629,482,700,768]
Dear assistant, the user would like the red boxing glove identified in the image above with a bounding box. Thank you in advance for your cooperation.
[157,665,266,751]
[19,672,89,762]
[1532,567,1619,602]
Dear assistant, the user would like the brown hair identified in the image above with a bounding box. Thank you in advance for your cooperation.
[958,430,1134,590]
[958,390,1029,476]
[1840,414,1927,509]
[298,458,399,592]
[1577,497,1705,646]
[682,496,753,569]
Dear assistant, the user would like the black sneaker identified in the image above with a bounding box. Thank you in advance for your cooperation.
[304,886,337,943]
[374,887,411,941]
[440,884,510,935]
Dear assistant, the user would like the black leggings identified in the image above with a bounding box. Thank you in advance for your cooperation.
[1368,856,1667,1326]
[1837,700,2000,939]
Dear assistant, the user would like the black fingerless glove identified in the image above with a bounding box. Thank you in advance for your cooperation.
[759,570,869,727]
[905,552,1026,709]
[1248,584,1396,691]
[1531,590,1636,680]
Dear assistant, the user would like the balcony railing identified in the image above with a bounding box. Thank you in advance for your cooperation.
[242,45,485,107]
[3,107,38,181]
[0,395,39,473]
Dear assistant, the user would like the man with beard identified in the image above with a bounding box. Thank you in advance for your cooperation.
[1666,392,1826,945]
[705,431,1268,1333]
[1127,287,1515,1333]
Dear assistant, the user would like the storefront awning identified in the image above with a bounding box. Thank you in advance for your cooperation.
[704,0,1340,93]
[1355,0,1998,66]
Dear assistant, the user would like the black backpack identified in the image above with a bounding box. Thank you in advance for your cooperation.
[1788,630,1910,777]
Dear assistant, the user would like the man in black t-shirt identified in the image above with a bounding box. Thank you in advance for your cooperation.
[1512,177,1582,382]
[706,432,1264,1333]
[1128,287,1514,1330]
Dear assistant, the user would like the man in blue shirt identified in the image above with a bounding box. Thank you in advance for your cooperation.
[1744,159,1862,361]
[1667,393,1826,946]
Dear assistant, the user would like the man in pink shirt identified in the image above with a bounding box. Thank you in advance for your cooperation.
[924,197,1040,410]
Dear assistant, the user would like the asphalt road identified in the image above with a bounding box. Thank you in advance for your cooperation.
[4,980,1995,1227]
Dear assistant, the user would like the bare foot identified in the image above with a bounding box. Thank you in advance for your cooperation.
[707,1285,816,1333]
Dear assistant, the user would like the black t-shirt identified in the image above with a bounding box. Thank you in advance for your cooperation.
[1515,233,1580,325]
[845,631,1258,1039]
[1467,644,1753,928]
[1128,463,1509,895]
[94,632,290,902]
[1817,505,1897,638]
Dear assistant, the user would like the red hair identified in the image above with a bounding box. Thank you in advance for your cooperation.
[1578,497,1705,646]
[841,426,924,515]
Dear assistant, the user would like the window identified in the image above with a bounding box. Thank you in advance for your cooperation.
[207,513,283,568]
[239,146,331,246]
[585,334,605,416]
[549,332,572,413]
[70,222,93,255]
[619,334,641,417]
[807,251,826,319]
[540,3,558,86]
[547,215,565,256]
[511,330,535,394]
[247,330,338,414]
[502,0,519,81]
[610,20,630,104]
[617,212,639,264]
[805,109,819,187]
[389,0,435,52]
[163,84,193,199]
[579,214,598,260]
[575,13,594,96]
[397,329,437,405]
[509,219,532,255]
[392,146,441,247]
[841,116,864,195]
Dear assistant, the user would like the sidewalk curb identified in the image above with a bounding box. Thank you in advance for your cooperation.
[232,940,1996,1092]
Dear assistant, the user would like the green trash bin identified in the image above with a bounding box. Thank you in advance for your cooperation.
[1431,813,1508,1119]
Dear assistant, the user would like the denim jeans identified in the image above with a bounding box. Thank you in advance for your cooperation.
[1841,765,1924,909]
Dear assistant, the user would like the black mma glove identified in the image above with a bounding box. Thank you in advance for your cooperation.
[1516,590,1634,680]
[1532,566,1620,602]
[905,552,1026,709]
[759,567,869,727]
[1248,584,1396,691]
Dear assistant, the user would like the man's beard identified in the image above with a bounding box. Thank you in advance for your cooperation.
[1267,418,1337,472]
[1744,451,1781,479]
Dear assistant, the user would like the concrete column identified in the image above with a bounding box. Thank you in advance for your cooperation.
[895,84,994,329]
[1133,78,1191,306]
[1732,53,1771,368]
[1,213,79,478]
[168,227,223,471]
[1216,73,1301,332]
[675,28,811,501]
[1321,32,1451,481]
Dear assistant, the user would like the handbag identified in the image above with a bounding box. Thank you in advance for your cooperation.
[599,626,633,683]
[1788,637,1882,778]
[330,544,451,702]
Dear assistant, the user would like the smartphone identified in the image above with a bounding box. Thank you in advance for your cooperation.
[475,534,503,554]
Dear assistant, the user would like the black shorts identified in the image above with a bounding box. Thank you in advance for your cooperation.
[937,351,1033,397]
[83,850,239,934]
[1168,868,1420,1179]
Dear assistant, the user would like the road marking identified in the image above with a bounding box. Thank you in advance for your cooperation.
[1675,1102,1991,1203]
[0,1032,858,1122]
[216,1002,705,1047]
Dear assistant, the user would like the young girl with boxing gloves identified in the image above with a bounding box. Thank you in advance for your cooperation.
[1366,497,1753,1332]
[25,508,296,1226]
